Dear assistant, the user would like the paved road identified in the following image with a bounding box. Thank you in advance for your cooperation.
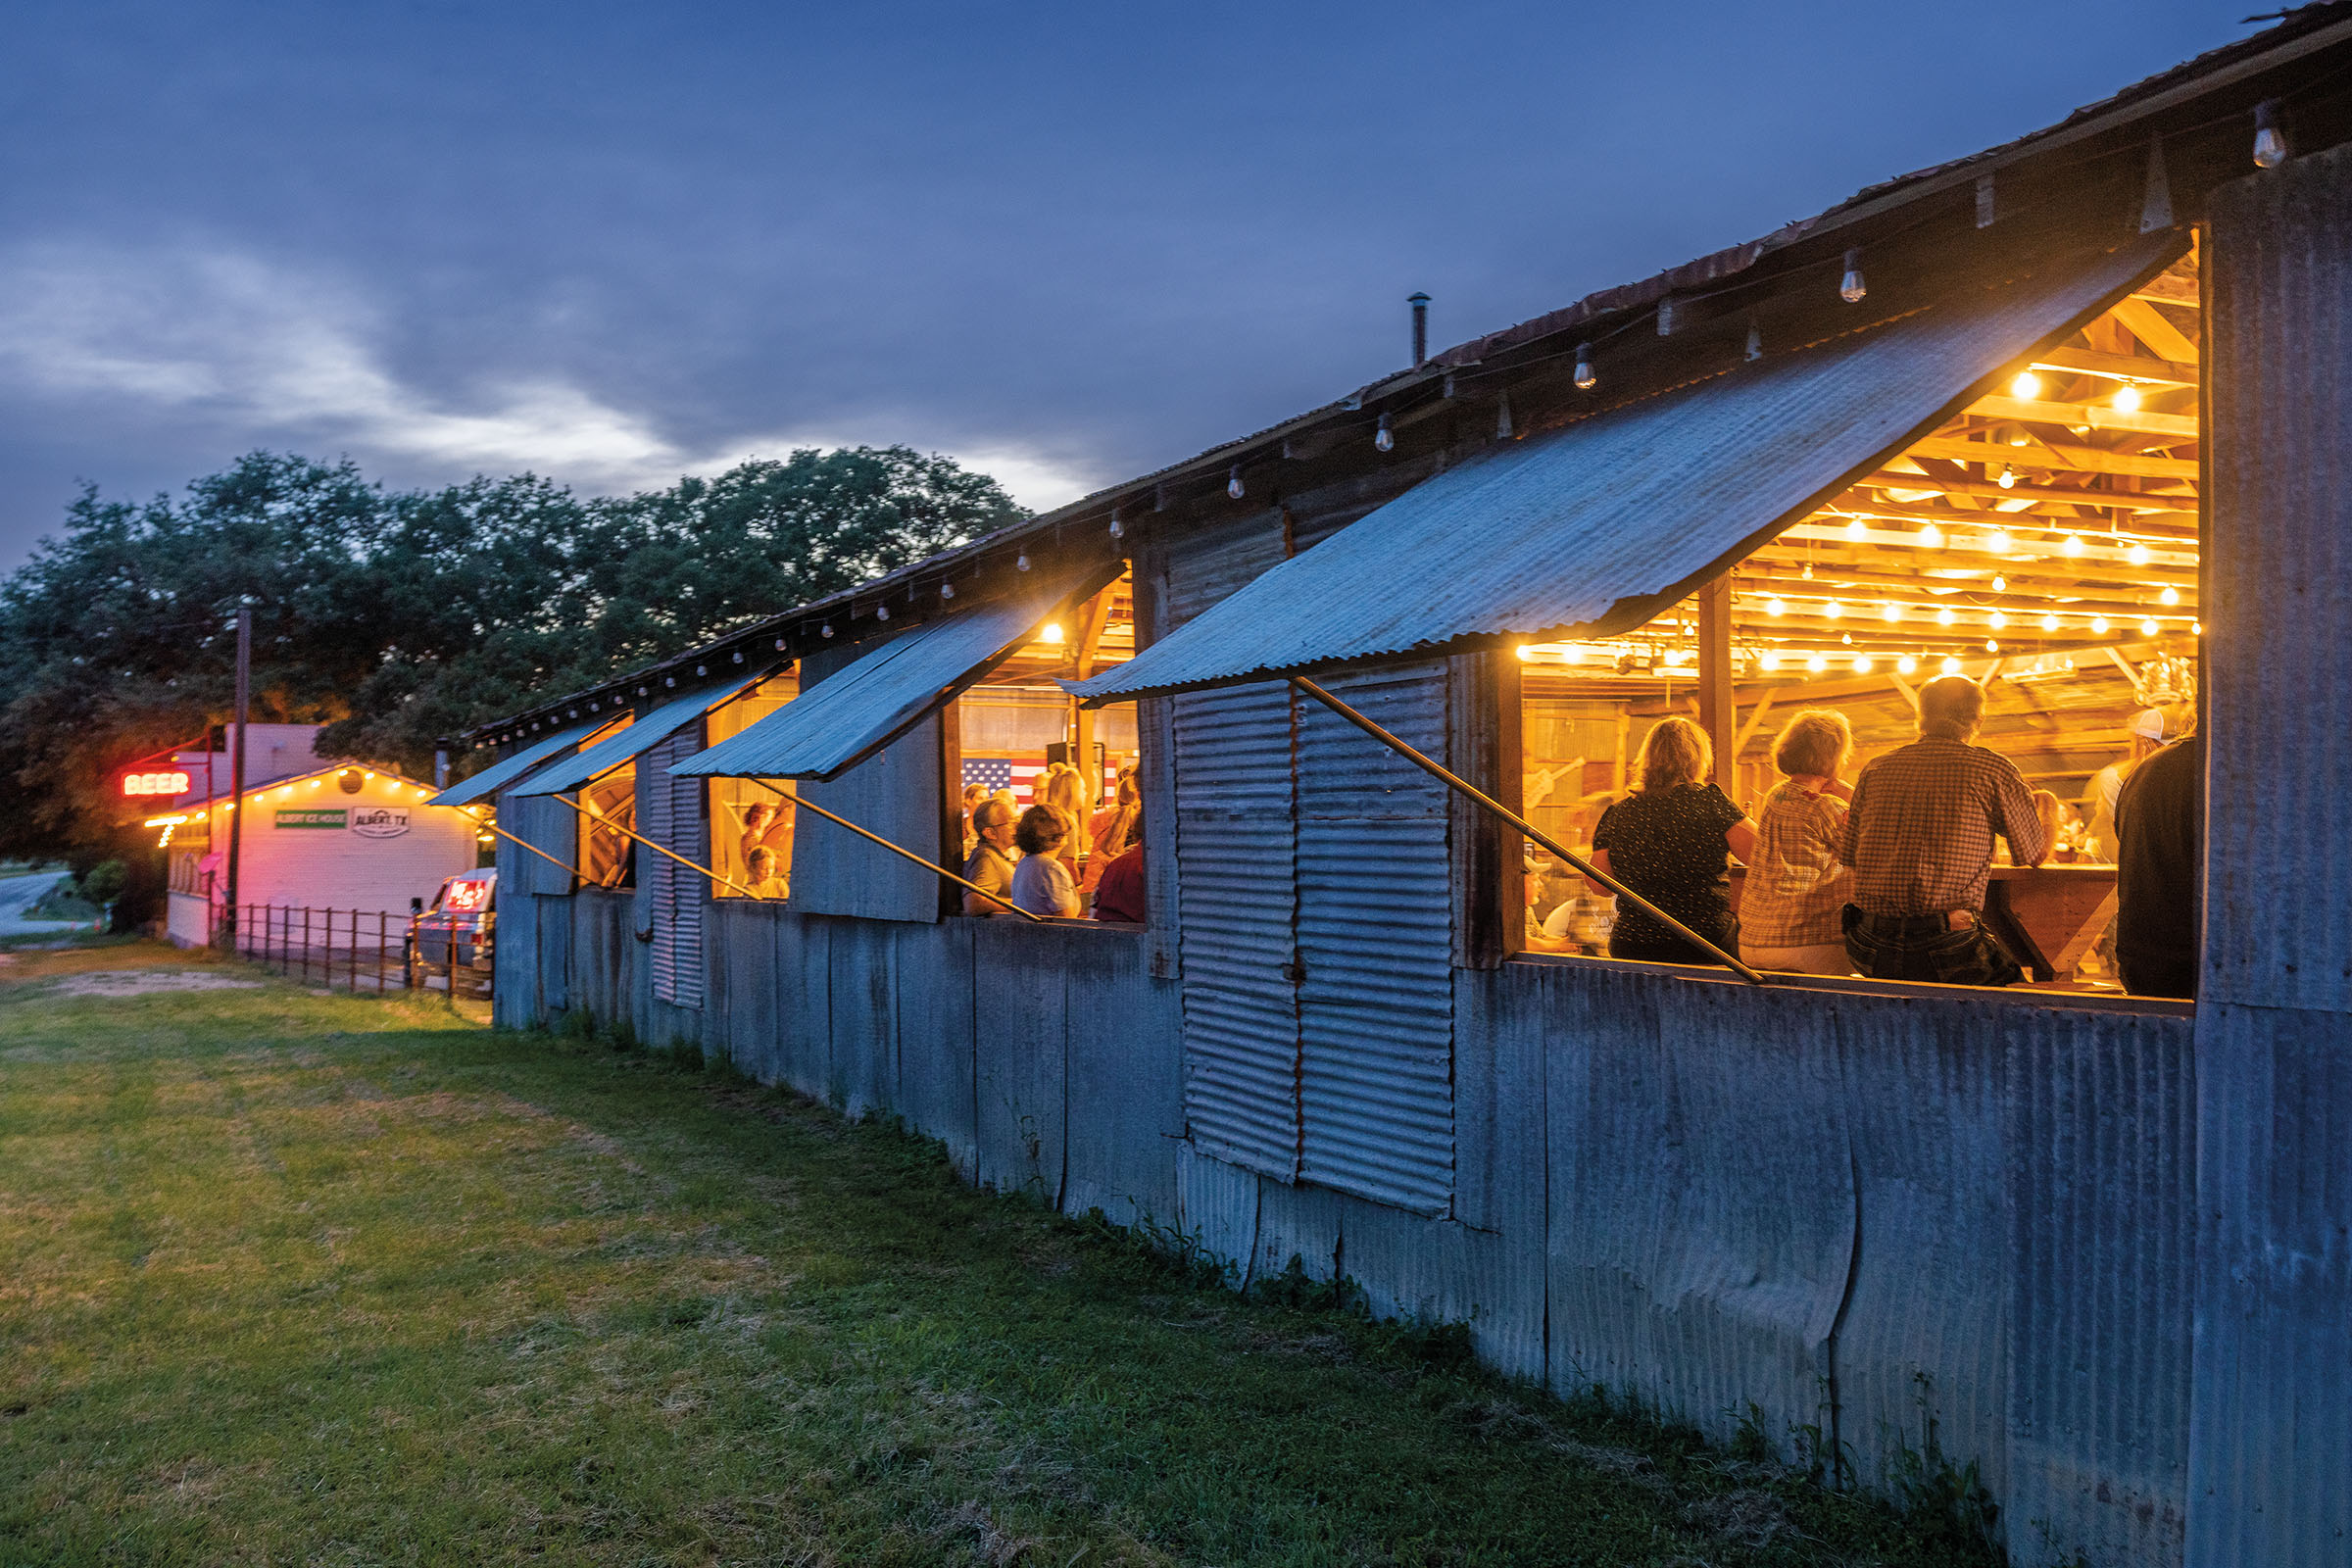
[0,869,88,939]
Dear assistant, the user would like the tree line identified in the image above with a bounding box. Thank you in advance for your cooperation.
[0,447,1022,871]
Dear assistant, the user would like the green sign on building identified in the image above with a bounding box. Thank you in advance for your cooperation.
[274,808,348,830]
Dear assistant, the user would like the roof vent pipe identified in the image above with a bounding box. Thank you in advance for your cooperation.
[1408,292,1430,367]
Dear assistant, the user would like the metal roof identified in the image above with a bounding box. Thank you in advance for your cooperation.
[672,564,1113,782]
[426,720,601,808]
[511,675,763,797]
[1069,232,2180,705]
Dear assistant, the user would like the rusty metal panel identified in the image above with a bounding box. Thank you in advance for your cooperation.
[643,726,708,1010]
[1295,661,1455,1216]
[1167,509,1303,1182]
[2004,1003,2195,1568]
[2205,150,2352,1016]
[430,720,596,808]
[675,565,1111,782]
[1073,234,2182,704]
[1176,1142,1261,1287]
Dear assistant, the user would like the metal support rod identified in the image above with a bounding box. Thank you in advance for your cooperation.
[469,813,580,876]
[1289,676,1766,984]
[737,777,1043,921]
[546,795,765,900]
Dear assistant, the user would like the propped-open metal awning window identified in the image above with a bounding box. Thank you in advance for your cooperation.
[426,719,602,808]
[1067,233,2182,705]
[510,675,761,798]
[673,566,1115,784]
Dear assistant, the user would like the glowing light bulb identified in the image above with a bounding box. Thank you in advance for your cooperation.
[1041,622,1064,645]
[2140,617,2160,636]
[2063,534,2086,558]
[1986,529,2012,554]
[1838,248,1866,304]
[1991,575,2007,592]
[1880,601,1901,623]
[1759,652,1782,672]
[1806,654,1829,673]
[2091,616,2110,634]
[1984,639,2000,653]
[2128,542,2151,565]
[2159,586,2180,606]
[1845,516,1868,540]
[2041,612,2060,632]
[1919,523,1944,549]
[1767,597,1787,617]
[1823,600,1841,620]
[2114,383,2142,413]
[1515,644,1534,662]
[1997,465,2017,490]
[1941,657,1964,675]
[2193,621,2204,635]
[1990,612,2007,630]
[1852,655,1873,673]
[1936,607,1956,627]
[2011,370,2043,400]
[1573,342,1596,390]
[1896,655,1919,675]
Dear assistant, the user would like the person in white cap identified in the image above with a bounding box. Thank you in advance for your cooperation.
[2081,704,2184,862]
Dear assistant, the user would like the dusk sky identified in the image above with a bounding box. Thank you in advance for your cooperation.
[0,1,2247,566]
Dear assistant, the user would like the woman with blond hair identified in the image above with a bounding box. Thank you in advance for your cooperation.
[1585,716,1756,966]
[1737,710,1857,975]
[1039,762,1090,881]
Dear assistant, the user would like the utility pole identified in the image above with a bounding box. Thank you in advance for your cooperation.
[217,603,250,953]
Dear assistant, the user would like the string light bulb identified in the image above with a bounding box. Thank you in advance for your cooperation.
[1941,656,1964,675]
[2063,533,2086,557]
[1997,465,2017,490]
[1823,600,1842,620]
[1936,607,1957,627]
[2041,612,2061,632]
[2091,616,2110,634]
[2159,586,2180,606]
[1016,553,1031,571]
[1881,601,1901,623]
[2114,383,2142,413]
[1990,611,2008,630]
[2011,370,2043,400]
[1992,575,2008,592]
[1852,654,1873,673]
[876,604,890,621]
[1919,523,1944,549]
[1986,528,2012,554]
[1806,654,1829,673]
[1984,639,2000,653]
[1227,465,1245,500]
[1515,643,1534,662]
[2254,99,2287,170]
[1758,652,1781,672]
[1375,413,1394,452]
[1845,516,1867,540]
[2128,542,2151,565]
[940,582,955,600]
[1897,655,1919,675]
[1573,342,1596,390]
[1041,622,1064,645]
[820,622,834,638]
[2140,617,2160,636]
[1109,508,1125,539]
[1767,597,1787,617]
[1838,248,1866,304]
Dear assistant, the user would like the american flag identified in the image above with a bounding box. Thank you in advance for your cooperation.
[962,755,1113,807]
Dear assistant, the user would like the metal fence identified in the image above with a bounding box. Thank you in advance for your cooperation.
[228,905,416,994]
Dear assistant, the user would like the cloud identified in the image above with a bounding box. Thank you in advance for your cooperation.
[0,244,1098,512]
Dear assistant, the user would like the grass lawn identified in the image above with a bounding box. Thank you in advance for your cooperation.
[0,942,1994,1567]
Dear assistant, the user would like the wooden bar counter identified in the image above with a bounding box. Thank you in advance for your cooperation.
[1716,862,2119,983]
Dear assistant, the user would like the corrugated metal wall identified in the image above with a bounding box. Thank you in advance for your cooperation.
[1167,511,1303,1180]
[786,634,952,923]
[1294,661,1456,1216]
[641,726,709,1009]
[2189,147,2352,1568]
[499,790,577,899]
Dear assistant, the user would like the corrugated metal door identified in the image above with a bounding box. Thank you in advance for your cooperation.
[644,726,709,1009]
[1294,660,1454,1214]
[1169,512,1301,1180]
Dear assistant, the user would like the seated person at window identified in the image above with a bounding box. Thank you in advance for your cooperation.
[1092,819,1147,924]
[1584,717,1757,966]
[745,845,788,900]
[2115,720,2202,1001]
[1738,710,1857,976]
[961,796,1021,916]
[959,782,988,860]
[1838,674,2058,986]
[1009,805,1082,918]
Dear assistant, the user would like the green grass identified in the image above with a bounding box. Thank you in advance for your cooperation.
[0,941,1996,1567]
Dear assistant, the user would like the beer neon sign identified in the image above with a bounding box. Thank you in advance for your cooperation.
[121,770,191,798]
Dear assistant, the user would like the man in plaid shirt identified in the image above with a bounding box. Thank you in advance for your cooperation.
[1838,675,2058,986]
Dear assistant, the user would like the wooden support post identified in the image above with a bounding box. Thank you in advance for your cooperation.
[1697,573,1737,793]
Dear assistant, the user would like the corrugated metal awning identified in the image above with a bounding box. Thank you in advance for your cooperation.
[673,567,1111,782]
[426,720,602,808]
[511,676,762,797]
[1068,233,2180,705]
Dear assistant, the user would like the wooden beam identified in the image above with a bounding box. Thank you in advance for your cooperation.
[1886,670,1922,715]
[1733,688,1783,758]
[2131,271,2199,307]
[1906,434,2199,481]
[2031,345,2198,385]
[1697,573,1735,791]
[1967,394,2198,439]
[2109,296,2201,366]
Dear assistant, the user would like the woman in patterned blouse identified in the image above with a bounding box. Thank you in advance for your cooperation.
[1738,710,1857,975]
[1585,717,1757,966]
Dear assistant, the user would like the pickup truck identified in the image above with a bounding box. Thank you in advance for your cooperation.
[409,869,495,997]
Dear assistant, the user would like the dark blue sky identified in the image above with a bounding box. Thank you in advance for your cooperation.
[0,1,2248,564]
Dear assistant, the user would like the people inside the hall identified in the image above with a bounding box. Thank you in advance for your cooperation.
[1041,763,1091,881]
[1009,805,1083,917]
[1737,710,1858,976]
[1092,821,1148,924]
[959,783,989,859]
[961,796,1022,916]
[2081,705,2189,861]
[2114,721,2204,1000]
[1838,675,2059,986]
[1086,766,1142,894]
[1584,717,1757,966]
[745,845,787,900]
